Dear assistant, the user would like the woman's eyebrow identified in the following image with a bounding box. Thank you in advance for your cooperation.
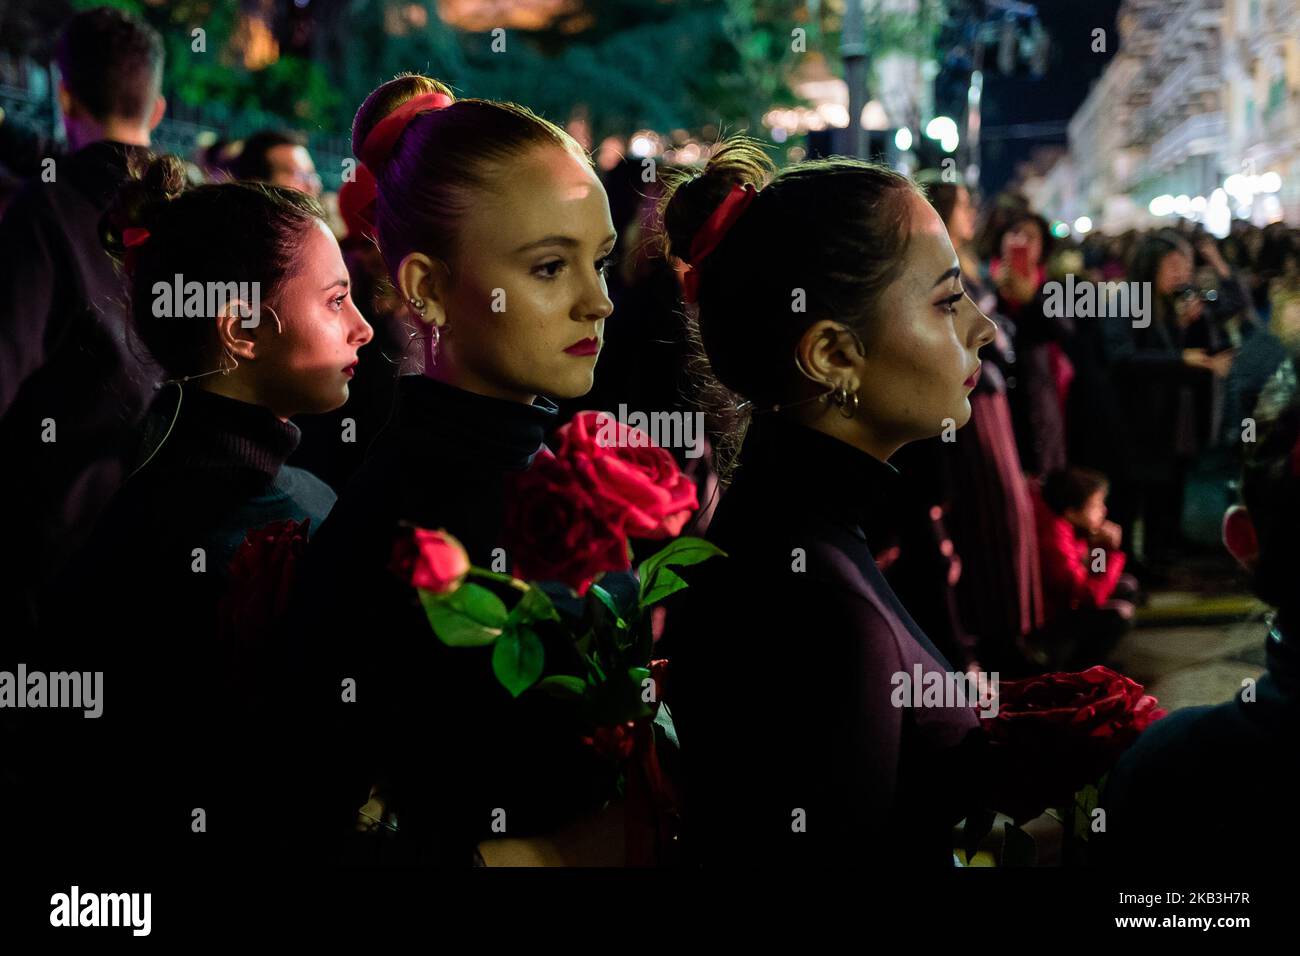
[932,266,961,288]
[320,277,350,292]
[515,235,579,253]
[514,232,619,254]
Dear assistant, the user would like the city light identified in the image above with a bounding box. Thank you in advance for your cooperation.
[1148,195,1175,216]
[1073,216,1093,234]
[628,131,659,158]
[925,115,960,153]
[895,127,913,151]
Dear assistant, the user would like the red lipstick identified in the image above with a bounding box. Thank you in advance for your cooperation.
[564,337,600,356]
[964,363,981,389]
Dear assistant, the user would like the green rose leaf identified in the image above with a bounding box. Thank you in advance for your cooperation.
[509,584,561,627]
[536,674,587,699]
[419,583,508,647]
[587,583,627,629]
[640,566,689,607]
[638,536,725,606]
[492,627,545,698]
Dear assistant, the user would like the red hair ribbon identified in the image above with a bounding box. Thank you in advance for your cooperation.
[122,226,151,275]
[337,163,378,244]
[357,91,453,172]
[681,183,757,304]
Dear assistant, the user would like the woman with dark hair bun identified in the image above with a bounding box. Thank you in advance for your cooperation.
[289,74,624,866]
[657,138,1009,866]
[41,152,373,869]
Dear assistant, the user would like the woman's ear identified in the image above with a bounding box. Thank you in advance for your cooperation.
[1222,504,1260,572]
[396,251,451,329]
[794,320,863,390]
[215,299,259,362]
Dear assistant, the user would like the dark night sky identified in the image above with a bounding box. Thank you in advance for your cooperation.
[977,0,1121,195]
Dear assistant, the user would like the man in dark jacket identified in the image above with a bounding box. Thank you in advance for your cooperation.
[0,7,166,636]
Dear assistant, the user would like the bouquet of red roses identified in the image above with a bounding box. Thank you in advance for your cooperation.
[964,666,1166,864]
[389,411,724,860]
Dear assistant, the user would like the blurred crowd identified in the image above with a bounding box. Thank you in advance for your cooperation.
[875,184,1295,678]
[1,4,1289,687]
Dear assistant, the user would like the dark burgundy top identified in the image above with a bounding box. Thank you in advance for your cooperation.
[665,416,989,866]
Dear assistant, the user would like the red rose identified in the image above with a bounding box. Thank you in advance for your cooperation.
[981,665,1166,808]
[503,454,631,595]
[583,721,638,761]
[556,411,698,540]
[390,527,470,594]
[218,518,312,700]
[649,658,670,705]
[222,517,311,629]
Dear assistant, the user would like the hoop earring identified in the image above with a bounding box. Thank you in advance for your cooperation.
[263,303,284,335]
[423,321,441,368]
[826,382,859,419]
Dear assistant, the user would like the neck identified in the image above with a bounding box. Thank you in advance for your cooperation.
[198,377,291,423]
[789,407,901,462]
[66,119,151,152]
[421,358,538,408]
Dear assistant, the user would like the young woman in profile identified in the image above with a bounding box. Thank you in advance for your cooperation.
[287,74,624,866]
[658,139,1008,866]
[41,154,373,869]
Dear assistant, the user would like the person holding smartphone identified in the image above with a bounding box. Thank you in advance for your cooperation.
[989,210,1074,479]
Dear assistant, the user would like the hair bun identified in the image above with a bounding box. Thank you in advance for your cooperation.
[101,152,188,259]
[660,137,774,265]
[352,73,456,169]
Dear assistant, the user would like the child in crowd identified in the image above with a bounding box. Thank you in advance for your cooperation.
[1029,466,1140,669]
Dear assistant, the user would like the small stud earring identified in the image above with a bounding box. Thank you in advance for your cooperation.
[409,297,425,314]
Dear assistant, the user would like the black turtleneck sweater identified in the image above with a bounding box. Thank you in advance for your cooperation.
[663,416,987,867]
[58,384,335,598]
[1096,613,1300,868]
[287,375,619,866]
[0,139,161,637]
[30,386,334,869]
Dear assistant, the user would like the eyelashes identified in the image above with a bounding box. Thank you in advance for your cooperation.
[938,291,964,315]
[533,254,618,281]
